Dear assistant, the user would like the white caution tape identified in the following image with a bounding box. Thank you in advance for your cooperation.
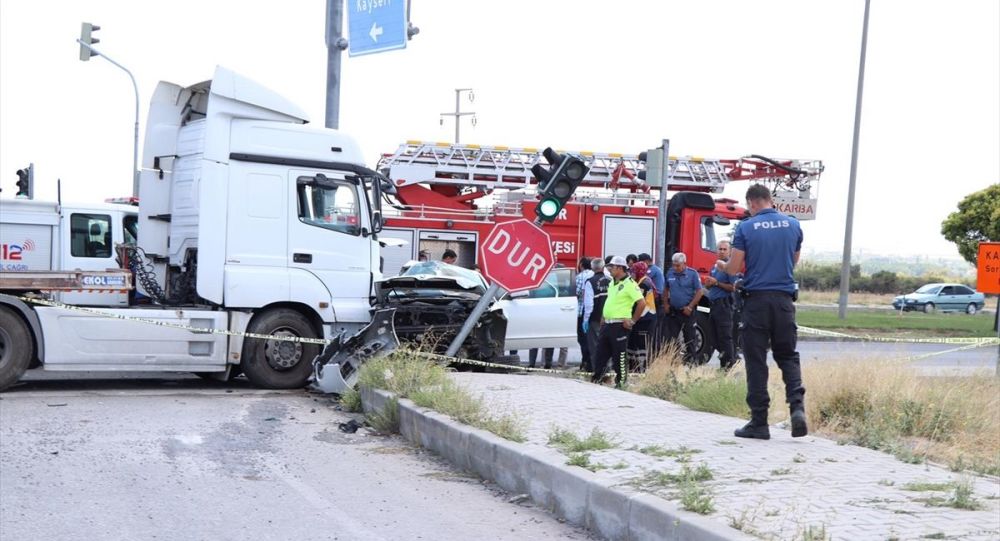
[798,325,999,346]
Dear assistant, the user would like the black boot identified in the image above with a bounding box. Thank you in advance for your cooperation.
[790,403,808,438]
[734,421,770,440]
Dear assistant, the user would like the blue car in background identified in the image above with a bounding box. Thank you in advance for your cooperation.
[892,283,986,314]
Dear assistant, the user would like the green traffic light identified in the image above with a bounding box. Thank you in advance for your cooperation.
[538,198,561,219]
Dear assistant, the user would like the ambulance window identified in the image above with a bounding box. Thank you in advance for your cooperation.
[123,215,138,244]
[71,213,112,258]
[297,177,360,236]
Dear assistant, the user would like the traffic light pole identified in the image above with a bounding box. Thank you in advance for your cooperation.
[325,0,347,129]
[76,40,140,197]
[656,139,670,269]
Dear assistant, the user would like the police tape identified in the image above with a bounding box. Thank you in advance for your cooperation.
[12,295,628,376]
[797,325,999,346]
[17,295,996,372]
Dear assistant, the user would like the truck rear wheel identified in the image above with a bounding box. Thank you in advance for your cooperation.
[241,309,320,389]
[0,307,33,391]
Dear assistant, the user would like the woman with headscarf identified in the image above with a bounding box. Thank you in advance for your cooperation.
[627,261,657,372]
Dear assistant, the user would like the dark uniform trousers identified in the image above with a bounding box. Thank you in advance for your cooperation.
[742,291,805,421]
[709,297,737,369]
[663,311,697,363]
[591,322,630,387]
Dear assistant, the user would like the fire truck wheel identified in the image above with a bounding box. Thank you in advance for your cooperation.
[241,309,320,389]
[0,307,33,391]
[689,311,716,366]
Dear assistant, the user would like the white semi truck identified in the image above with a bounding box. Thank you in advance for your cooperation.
[0,67,389,391]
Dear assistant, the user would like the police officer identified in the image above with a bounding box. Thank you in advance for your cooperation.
[703,240,737,370]
[722,184,807,440]
[663,252,704,364]
[590,256,646,388]
[582,258,610,372]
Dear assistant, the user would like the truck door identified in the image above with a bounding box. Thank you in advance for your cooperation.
[288,172,373,324]
[59,210,128,307]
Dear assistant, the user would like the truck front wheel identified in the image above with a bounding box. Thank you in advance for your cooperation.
[0,307,33,391]
[241,309,320,389]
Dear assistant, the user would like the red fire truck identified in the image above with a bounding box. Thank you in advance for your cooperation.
[376,141,823,278]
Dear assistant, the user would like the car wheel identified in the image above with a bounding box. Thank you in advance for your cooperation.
[966,303,978,315]
[923,303,935,314]
[241,309,320,389]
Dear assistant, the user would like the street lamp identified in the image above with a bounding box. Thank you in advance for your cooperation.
[77,22,141,198]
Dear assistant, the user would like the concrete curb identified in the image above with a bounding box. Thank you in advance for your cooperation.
[360,386,752,541]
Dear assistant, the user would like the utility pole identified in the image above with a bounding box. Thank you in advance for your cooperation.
[77,23,140,197]
[838,0,871,320]
[325,0,348,129]
[440,89,476,144]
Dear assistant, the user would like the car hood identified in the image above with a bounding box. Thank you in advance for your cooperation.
[378,261,488,295]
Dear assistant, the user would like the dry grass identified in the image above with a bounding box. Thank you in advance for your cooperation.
[804,358,1000,475]
[798,289,898,306]
[357,348,527,442]
[633,349,1000,475]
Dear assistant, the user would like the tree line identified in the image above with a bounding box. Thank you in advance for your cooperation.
[793,262,973,294]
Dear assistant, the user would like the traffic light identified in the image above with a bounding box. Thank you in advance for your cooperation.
[531,148,589,222]
[638,147,665,187]
[14,164,33,199]
[79,22,101,61]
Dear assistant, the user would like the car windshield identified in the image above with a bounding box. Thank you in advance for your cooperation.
[915,284,941,294]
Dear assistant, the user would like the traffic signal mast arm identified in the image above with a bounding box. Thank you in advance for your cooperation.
[379,141,823,210]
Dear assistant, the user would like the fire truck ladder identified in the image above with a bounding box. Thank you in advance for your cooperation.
[378,141,733,193]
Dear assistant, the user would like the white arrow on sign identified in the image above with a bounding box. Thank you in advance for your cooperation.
[369,22,383,42]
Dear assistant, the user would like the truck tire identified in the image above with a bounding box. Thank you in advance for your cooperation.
[240,309,320,389]
[0,307,33,391]
[689,311,716,366]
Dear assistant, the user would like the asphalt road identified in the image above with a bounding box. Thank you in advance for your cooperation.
[0,378,595,541]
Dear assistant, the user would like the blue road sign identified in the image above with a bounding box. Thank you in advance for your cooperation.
[348,0,407,57]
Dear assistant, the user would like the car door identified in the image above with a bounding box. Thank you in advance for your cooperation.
[937,286,957,310]
[499,268,578,351]
[953,285,978,311]
[288,171,374,324]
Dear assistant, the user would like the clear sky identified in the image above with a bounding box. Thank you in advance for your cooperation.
[1,0,997,258]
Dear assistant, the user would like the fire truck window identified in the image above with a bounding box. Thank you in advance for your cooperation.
[297,179,360,236]
[700,217,718,253]
[123,215,138,244]
[71,213,112,258]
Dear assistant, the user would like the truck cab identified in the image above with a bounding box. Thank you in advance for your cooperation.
[0,67,386,390]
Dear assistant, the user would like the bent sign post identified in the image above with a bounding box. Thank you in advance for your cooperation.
[976,242,1000,376]
[444,219,555,357]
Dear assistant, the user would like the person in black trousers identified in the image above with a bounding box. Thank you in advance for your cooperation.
[722,184,807,440]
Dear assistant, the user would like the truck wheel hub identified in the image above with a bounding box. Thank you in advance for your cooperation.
[265,328,301,370]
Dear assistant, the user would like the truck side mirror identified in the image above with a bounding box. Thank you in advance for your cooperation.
[371,210,383,233]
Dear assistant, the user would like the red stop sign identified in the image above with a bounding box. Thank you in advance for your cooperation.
[480,219,555,293]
